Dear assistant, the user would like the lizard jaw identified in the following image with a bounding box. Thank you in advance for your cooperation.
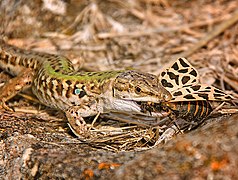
[104,98,142,113]
[101,98,168,117]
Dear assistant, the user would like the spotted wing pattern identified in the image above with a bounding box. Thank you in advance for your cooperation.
[170,84,235,102]
[159,58,235,102]
[159,58,199,93]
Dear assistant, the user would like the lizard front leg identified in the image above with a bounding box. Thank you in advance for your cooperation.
[0,68,34,111]
[65,103,99,138]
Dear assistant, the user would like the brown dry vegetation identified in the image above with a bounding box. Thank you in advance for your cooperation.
[0,0,238,179]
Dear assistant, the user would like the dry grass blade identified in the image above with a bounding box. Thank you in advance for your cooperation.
[62,1,124,42]
[171,9,238,61]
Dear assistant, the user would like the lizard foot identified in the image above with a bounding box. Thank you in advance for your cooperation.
[0,99,14,112]
[65,108,91,139]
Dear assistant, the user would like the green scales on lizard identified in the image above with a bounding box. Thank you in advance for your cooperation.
[0,41,171,137]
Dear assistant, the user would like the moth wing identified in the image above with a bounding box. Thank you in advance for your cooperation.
[169,84,235,102]
[159,58,199,93]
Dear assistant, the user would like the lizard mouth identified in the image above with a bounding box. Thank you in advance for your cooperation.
[134,101,169,117]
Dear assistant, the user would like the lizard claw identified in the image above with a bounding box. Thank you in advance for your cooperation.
[0,100,15,112]
[65,108,91,139]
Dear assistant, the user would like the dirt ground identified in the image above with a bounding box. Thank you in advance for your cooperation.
[0,0,238,179]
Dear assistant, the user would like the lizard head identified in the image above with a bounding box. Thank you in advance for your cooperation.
[113,70,172,103]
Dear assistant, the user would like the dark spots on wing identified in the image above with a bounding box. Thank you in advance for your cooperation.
[225,95,233,100]
[213,97,223,100]
[173,91,183,96]
[184,94,196,100]
[213,93,224,97]
[161,72,166,77]
[205,86,211,90]
[179,58,189,67]
[191,85,201,91]
[182,76,190,85]
[198,93,209,100]
[178,69,188,73]
[191,79,197,83]
[198,90,211,93]
[189,69,197,77]
[214,89,225,94]
[167,72,179,86]
[161,79,173,88]
[171,62,179,70]
[213,94,233,100]
[186,88,191,93]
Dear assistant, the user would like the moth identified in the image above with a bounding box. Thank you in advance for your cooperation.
[159,57,234,102]
[142,58,235,131]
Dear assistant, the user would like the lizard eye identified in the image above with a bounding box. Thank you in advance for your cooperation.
[135,86,141,94]
[74,88,87,98]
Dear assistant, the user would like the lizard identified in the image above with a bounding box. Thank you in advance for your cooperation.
[0,40,172,137]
